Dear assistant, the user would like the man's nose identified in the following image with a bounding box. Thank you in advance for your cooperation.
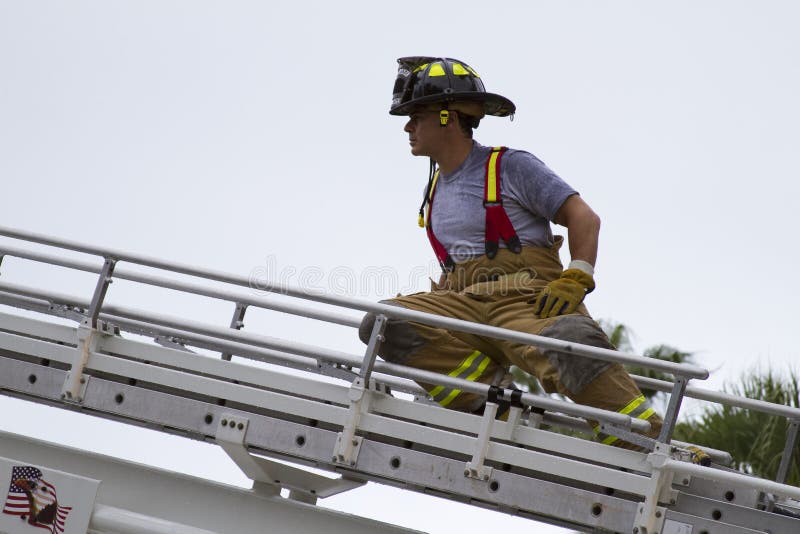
[404,119,414,133]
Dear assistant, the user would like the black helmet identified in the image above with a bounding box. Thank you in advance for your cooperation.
[390,56,515,117]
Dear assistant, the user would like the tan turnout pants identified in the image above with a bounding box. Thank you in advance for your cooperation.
[359,238,662,448]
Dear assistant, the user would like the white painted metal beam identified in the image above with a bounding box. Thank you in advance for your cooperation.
[0,430,424,534]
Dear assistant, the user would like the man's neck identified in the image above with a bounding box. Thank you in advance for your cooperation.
[434,138,474,175]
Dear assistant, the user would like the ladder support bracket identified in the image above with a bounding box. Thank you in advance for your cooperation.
[221,302,248,361]
[333,316,387,466]
[62,325,99,402]
[62,256,119,402]
[49,302,87,323]
[85,257,117,329]
[636,443,676,534]
[154,335,196,353]
[317,360,359,382]
[658,376,688,443]
[216,414,272,485]
[634,503,667,534]
[216,413,364,501]
[498,405,525,441]
[61,370,90,403]
[465,401,498,481]
[333,377,373,466]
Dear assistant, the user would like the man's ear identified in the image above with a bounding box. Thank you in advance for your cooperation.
[449,110,460,127]
[448,111,473,138]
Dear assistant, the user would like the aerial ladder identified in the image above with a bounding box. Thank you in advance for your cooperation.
[0,225,798,534]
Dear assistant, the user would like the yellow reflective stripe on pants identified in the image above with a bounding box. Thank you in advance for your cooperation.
[428,351,491,407]
[594,395,655,445]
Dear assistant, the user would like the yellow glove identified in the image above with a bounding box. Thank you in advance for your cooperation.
[533,268,595,318]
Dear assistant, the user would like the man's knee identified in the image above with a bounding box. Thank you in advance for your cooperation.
[359,299,401,344]
[358,305,427,364]
[539,314,614,395]
[358,312,379,345]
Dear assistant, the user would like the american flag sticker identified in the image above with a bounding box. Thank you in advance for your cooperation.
[2,466,72,534]
[0,460,98,534]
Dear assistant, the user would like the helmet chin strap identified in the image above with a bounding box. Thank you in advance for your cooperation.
[417,158,438,227]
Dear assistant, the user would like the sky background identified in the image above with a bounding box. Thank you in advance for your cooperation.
[1,1,799,533]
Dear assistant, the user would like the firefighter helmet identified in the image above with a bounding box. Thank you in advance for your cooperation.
[390,56,515,118]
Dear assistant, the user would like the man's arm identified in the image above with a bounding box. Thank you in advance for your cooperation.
[553,194,601,267]
[533,194,600,317]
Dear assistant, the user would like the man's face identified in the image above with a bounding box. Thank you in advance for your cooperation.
[403,109,445,157]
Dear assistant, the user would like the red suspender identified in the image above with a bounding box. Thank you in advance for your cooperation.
[424,169,456,272]
[422,147,521,272]
[483,147,522,258]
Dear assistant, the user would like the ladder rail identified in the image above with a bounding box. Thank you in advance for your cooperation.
[3,227,799,443]
[0,243,363,329]
[0,313,654,477]
[2,278,779,482]
[0,283,651,432]
[3,246,796,428]
[0,225,708,379]
[633,375,800,422]
[0,288,426,396]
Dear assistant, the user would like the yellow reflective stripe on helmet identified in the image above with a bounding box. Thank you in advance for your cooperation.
[485,147,502,203]
[428,63,446,76]
[428,351,491,407]
[413,63,429,73]
[452,63,469,75]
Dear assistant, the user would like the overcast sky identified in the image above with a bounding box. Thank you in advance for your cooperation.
[1,2,799,533]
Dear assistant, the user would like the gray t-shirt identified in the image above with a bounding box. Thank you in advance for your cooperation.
[429,141,577,263]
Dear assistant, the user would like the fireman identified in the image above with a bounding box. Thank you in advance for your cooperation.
[360,56,661,447]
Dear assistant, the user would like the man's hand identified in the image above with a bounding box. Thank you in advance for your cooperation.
[533,268,595,318]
